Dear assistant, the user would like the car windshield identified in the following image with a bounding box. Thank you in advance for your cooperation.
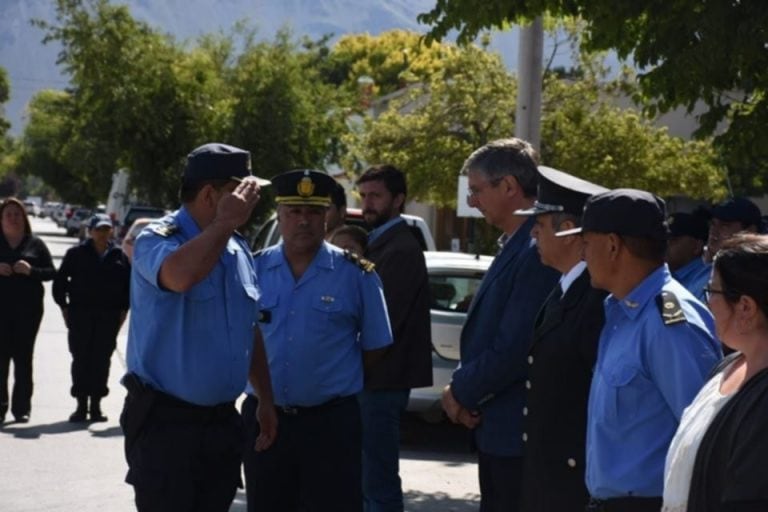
[429,273,484,313]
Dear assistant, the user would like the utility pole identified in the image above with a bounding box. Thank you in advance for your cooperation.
[515,17,544,150]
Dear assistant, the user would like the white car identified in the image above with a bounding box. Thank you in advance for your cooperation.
[407,251,493,422]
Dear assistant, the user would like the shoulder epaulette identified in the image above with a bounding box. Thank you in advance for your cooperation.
[150,223,179,238]
[343,250,375,273]
[656,291,687,326]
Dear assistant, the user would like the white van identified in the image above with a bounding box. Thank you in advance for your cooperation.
[105,169,132,227]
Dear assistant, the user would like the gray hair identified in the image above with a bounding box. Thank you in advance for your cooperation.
[460,138,540,198]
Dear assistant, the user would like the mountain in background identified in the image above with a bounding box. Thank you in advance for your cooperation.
[0,0,544,135]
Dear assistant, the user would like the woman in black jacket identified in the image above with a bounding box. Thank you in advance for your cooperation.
[0,197,55,423]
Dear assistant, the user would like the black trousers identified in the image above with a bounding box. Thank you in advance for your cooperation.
[0,303,43,418]
[586,497,662,512]
[242,394,362,512]
[478,451,524,512]
[121,388,244,512]
[67,308,121,398]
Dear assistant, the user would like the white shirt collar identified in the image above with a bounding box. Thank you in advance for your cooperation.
[559,261,587,297]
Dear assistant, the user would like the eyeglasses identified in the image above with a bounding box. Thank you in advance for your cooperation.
[703,285,732,303]
[466,177,504,199]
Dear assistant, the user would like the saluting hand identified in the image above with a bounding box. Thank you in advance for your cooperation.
[0,262,12,276]
[214,177,262,231]
[254,401,278,452]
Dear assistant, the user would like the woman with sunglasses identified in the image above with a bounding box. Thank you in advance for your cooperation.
[663,233,768,512]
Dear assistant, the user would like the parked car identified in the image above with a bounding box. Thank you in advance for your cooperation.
[23,201,42,218]
[43,201,62,219]
[120,217,156,262]
[117,206,166,244]
[56,204,79,228]
[407,251,493,422]
[251,207,436,252]
[65,207,92,236]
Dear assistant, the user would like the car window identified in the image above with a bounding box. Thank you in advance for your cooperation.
[252,217,277,252]
[429,273,484,313]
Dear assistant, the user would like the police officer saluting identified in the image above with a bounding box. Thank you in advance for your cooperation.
[53,213,130,422]
[513,167,608,512]
[121,143,277,512]
[242,169,392,512]
[559,189,722,511]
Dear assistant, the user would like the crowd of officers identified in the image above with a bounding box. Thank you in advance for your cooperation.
[3,136,767,512]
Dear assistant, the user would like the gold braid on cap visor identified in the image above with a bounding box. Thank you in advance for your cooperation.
[275,196,331,207]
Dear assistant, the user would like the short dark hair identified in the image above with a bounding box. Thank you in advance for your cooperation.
[460,138,540,198]
[178,178,232,204]
[357,164,407,212]
[714,233,768,318]
[329,225,368,251]
[620,235,667,263]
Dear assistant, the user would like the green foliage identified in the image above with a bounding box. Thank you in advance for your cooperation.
[24,1,348,210]
[418,0,768,194]
[229,29,347,179]
[0,67,10,140]
[327,30,460,97]
[541,78,727,200]
[343,44,516,206]
[346,43,726,208]
[18,89,94,203]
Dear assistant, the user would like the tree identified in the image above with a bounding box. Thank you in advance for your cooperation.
[18,89,95,203]
[418,0,768,193]
[229,30,348,179]
[344,43,726,208]
[0,66,12,168]
[343,43,517,206]
[326,30,459,97]
[31,1,349,210]
[0,67,10,140]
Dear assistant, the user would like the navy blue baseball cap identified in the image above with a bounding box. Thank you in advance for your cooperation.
[182,143,270,186]
[711,197,761,228]
[668,211,709,241]
[89,213,113,230]
[556,188,669,240]
[515,166,608,217]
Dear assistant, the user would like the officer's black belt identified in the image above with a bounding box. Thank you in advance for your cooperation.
[151,389,235,423]
[275,395,354,416]
[586,496,662,512]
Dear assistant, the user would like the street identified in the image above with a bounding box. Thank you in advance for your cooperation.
[0,216,480,512]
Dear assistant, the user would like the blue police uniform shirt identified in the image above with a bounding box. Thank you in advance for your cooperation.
[672,257,711,302]
[249,241,392,406]
[126,207,260,406]
[586,264,721,499]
